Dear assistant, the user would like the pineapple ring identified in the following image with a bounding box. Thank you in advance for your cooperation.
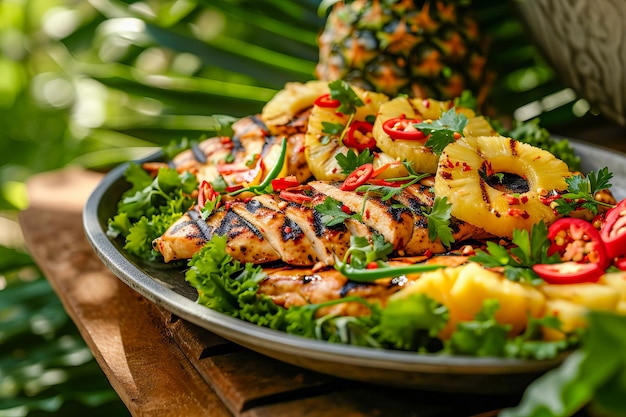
[434,135,570,238]
[305,86,391,181]
[262,80,330,135]
[373,97,498,174]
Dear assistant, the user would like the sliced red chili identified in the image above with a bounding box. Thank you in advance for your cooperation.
[601,199,626,259]
[344,121,376,152]
[271,175,300,191]
[340,163,374,191]
[382,117,427,141]
[367,178,402,187]
[225,184,244,193]
[547,218,608,268]
[197,180,219,210]
[614,256,626,271]
[279,190,312,204]
[532,262,603,284]
[314,93,340,108]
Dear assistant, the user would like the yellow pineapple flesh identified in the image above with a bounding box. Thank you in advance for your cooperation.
[434,135,570,238]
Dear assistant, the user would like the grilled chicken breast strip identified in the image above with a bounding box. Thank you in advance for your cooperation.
[153,182,488,266]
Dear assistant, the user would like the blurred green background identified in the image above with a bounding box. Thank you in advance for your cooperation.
[0,0,614,415]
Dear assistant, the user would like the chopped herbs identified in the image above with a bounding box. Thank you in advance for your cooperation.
[335,149,374,174]
[414,108,468,154]
[424,197,454,248]
[470,222,560,284]
[328,79,364,114]
[554,168,615,215]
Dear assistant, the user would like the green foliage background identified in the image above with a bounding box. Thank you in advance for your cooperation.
[0,0,592,415]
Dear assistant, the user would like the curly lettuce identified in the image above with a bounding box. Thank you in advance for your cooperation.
[184,235,572,359]
[107,163,197,261]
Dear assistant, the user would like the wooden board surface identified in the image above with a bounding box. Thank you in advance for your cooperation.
[19,168,536,416]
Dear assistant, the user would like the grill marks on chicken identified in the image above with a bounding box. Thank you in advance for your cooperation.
[168,115,312,186]
[153,182,488,266]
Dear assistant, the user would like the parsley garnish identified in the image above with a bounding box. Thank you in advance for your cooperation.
[453,90,477,111]
[414,108,468,155]
[424,197,454,248]
[356,161,429,201]
[328,80,364,114]
[470,222,559,284]
[335,149,374,174]
[320,81,369,146]
[333,234,444,282]
[343,234,393,270]
[314,196,360,226]
[554,168,615,215]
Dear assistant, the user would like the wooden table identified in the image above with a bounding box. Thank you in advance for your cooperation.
[21,121,626,417]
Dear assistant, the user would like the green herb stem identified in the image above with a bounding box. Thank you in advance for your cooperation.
[227,138,287,196]
[334,256,445,282]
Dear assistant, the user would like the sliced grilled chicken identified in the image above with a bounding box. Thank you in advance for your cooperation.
[229,197,318,266]
[255,194,351,266]
[154,181,489,266]
[153,207,281,264]
[167,115,311,186]
[308,181,414,250]
[259,255,470,317]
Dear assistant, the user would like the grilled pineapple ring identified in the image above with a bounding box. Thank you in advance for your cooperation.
[262,80,329,135]
[373,97,498,174]
[434,135,570,238]
[305,86,391,181]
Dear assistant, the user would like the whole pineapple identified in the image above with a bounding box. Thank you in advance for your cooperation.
[316,0,490,102]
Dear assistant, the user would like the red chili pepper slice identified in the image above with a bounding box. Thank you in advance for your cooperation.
[314,93,340,108]
[340,163,374,191]
[344,121,376,152]
[197,180,219,210]
[532,262,604,284]
[271,175,300,191]
[601,199,626,259]
[382,117,427,141]
[279,190,312,204]
[547,218,609,268]
[367,178,402,187]
[614,256,626,271]
[225,184,244,193]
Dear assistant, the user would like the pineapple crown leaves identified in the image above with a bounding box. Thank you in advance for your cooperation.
[414,107,468,155]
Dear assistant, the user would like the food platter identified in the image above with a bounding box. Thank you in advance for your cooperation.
[83,138,626,394]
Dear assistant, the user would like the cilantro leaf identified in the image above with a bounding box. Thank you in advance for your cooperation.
[415,108,468,155]
[344,234,393,270]
[322,121,344,135]
[118,166,197,221]
[554,168,614,215]
[453,90,477,111]
[377,293,449,351]
[470,223,558,284]
[314,196,354,226]
[424,196,455,248]
[444,299,511,357]
[335,149,374,174]
[328,80,364,114]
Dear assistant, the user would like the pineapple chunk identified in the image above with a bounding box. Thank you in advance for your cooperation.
[392,262,545,338]
[542,299,589,341]
[540,283,620,312]
[390,266,461,339]
[449,262,546,336]
[600,272,626,314]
